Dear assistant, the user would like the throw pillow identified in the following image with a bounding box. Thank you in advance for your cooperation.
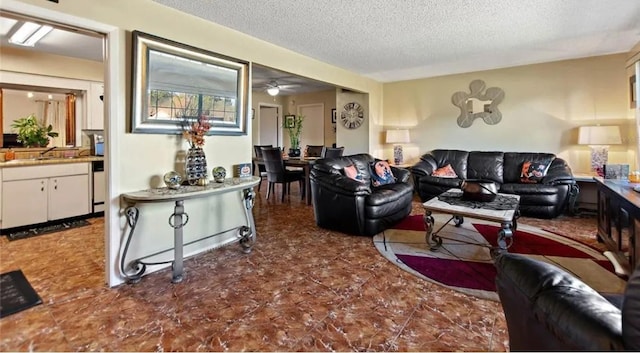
[343,164,366,183]
[520,161,549,183]
[431,164,458,178]
[370,160,396,187]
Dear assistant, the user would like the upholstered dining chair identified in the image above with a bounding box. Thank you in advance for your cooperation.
[306,145,325,158]
[253,144,272,191]
[261,147,305,202]
[321,146,344,158]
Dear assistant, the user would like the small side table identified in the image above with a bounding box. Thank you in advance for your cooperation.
[573,173,598,214]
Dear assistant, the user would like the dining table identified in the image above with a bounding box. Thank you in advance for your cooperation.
[253,156,320,205]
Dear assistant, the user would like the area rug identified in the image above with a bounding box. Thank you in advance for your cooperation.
[373,214,627,301]
[0,270,42,318]
[7,219,90,241]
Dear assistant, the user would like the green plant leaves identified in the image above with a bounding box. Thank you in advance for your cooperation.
[11,114,59,147]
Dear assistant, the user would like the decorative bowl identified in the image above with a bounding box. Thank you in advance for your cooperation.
[163,171,182,189]
[460,179,498,202]
[212,166,226,183]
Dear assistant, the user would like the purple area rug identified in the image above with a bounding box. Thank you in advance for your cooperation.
[373,214,624,301]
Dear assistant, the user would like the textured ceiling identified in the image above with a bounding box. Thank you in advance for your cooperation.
[153,0,640,82]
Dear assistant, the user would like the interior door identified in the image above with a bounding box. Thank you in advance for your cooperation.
[259,106,279,147]
[298,104,325,148]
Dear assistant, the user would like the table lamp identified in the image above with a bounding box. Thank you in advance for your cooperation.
[386,129,410,165]
[578,125,622,176]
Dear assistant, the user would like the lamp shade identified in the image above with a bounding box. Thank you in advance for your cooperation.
[578,126,622,145]
[386,129,410,144]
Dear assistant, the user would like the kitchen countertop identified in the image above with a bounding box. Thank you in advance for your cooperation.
[0,156,104,168]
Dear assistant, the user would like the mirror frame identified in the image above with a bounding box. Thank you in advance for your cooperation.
[130,31,249,135]
[451,79,504,128]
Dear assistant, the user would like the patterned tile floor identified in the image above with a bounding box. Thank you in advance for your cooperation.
[0,184,603,351]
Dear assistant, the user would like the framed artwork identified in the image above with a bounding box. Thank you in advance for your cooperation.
[631,75,637,109]
[285,115,296,128]
[331,108,336,124]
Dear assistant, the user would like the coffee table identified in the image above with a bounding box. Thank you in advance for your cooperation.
[423,188,520,251]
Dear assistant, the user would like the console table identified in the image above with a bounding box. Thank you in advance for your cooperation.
[120,176,260,283]
[595,177,640,276]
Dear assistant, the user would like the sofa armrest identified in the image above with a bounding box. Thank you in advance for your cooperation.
[311,165,372,196]
[542,158,575,185]
[494,252,623,351]
[411,156,437,177]
[391,166,410,183]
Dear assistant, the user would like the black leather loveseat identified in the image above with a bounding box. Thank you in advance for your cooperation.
[310,153,414,236]
[411,149,577,218]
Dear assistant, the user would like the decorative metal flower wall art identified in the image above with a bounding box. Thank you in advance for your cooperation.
[452,80,505,128]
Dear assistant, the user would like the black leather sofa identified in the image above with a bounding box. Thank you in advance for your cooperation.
[411,149,577,218]
[310,153,414,236]
[494,252,640,351]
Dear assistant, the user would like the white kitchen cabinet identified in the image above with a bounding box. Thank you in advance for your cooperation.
[87,81,104,130]
[1,163,90,229]
[2,179,49,229]
[49,175,90,220]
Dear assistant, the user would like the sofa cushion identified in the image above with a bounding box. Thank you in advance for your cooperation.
[467,151,504,184]
[343,164,366,183]
[370,160,396,187]
[432,164,458,178]
[504,152,556,183]
[520,161,550,183]
[430,149,469,179]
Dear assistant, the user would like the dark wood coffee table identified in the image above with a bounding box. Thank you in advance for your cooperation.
[422,188,520,251]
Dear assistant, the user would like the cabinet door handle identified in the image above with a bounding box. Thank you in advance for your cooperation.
[41,187,44,191]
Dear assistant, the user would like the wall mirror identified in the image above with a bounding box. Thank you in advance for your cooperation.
[131,31,249,135]
[451,79,505,128]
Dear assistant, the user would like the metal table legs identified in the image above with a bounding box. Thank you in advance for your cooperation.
[120,186,257,284]
[424,210,516,251]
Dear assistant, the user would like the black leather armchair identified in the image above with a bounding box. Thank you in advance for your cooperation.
[310,153,414,236]
[494,252,640,351]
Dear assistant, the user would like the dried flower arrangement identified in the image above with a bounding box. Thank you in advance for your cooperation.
[182,115,211,148]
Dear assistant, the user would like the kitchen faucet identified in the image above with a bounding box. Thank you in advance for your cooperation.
[39,146,58,158]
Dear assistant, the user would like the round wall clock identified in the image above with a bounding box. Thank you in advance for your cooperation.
[340,102,364,129]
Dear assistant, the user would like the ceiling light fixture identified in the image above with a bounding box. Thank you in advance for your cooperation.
[9,21,53,47]
[267,81,280,96]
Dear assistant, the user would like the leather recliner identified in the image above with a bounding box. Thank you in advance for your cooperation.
[494,252,640,351]
[411,149,577,218]
[310,153,414,236]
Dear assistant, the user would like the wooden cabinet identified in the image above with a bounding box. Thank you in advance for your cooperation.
[2,179,49,229]
[87,81,104,130]
[1,163,90,229]
[48,175,90,220]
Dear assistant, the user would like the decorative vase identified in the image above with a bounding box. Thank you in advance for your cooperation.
[185,147,208,185]
[212,166,226,183]
[163,171,182,189]
[288,148,301,158]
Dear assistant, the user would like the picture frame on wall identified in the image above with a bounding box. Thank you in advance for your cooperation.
[285,115,296,128]
[331,108,337,124]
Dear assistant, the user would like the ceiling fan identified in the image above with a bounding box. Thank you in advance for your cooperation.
[265,80,300,96]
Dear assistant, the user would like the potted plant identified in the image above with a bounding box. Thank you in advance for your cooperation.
[11,114,59,147]
[284,115,304,157]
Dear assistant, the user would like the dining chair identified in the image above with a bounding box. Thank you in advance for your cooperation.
[253,144,272,191]
[305,145,325,158]
[321,146,345,158]
[261,147,305,202]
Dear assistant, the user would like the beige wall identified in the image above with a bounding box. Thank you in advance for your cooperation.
[382,54,634,173]
[4,0,381,286]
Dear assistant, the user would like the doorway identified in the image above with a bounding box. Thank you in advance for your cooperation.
[297,103,325,147]
[258,105,281,147]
